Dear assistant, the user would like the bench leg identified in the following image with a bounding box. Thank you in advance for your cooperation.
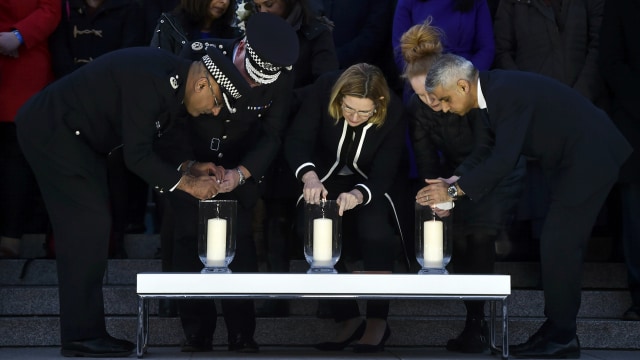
[136,297,148,358]
[501,299,509,359]
[489,300,510,359]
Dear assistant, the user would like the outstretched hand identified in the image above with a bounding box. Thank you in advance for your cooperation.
[336,190,363,216]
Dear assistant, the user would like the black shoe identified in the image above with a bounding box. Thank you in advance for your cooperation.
[353,324,391,353]
[61,335,134,357]
[511,334,580,359]
[446,318,488,353]
[228,333,259,353]
[622,305,640,321]
[180,336,212,352]
[315,320,366,351]
[256,299,289,317]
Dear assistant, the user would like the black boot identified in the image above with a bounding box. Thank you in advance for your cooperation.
[446,318,488,353]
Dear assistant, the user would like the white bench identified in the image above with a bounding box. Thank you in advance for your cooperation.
[136,273,511,359]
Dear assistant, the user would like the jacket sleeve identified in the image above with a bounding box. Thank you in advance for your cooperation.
[14,0,61,50]
[121,78,184,192]
[458,97,530,201]
[454,109,495,176]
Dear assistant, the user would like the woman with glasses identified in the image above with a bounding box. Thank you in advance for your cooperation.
[284,63,406,353]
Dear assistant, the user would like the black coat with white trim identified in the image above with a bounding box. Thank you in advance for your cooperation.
[284,70,406,206]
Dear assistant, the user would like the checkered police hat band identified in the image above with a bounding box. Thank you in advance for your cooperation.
[245,42,281,85]
[201,54,242,100]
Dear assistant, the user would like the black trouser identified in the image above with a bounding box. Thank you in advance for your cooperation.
[18,123,111,343]
[167,190,258,340]
[539,179,615,341]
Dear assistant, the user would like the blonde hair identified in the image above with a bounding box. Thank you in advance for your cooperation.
[400,17,445,80]
[328,63,390,128]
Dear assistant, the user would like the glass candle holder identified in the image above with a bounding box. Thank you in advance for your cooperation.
[415,202,452,274]
[198,200,237,273]
[304,200,341,274]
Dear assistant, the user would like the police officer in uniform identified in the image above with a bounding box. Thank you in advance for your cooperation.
[15,45,250,357]
[164,13,299,353]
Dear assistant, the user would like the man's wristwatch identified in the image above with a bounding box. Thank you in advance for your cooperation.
[447,183,459,200]
[236,167,245,185]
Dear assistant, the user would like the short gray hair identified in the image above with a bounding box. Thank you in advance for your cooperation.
[425,54,478,92]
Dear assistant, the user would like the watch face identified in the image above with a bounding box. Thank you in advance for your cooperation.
[447,185,457,198]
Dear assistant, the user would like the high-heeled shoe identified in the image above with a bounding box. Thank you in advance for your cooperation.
[314,320,366,351]
[353,324,391,353]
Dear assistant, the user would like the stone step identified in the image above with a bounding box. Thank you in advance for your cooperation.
[0,285,632,319]
[0,258,628,289]
[1,316,638,349]
[18,233,161,260]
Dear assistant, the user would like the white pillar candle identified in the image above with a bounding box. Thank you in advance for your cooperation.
[313,218,333,262]
[423,220,443,267]
[206,218,227,265]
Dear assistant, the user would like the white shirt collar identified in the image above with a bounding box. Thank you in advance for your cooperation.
[477,77,487,110]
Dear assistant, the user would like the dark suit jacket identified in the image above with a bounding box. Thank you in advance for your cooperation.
[458,70,632,206]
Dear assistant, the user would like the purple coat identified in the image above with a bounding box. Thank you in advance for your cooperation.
[392,0,495,74]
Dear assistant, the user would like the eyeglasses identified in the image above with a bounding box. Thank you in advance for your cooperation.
[204,74,222,109]
[341,102,376,119]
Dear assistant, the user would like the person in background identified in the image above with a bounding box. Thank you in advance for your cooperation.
[50,0,145,78]
[599,0,640,322]
[316,0,399,91]
[140,0,179,43]
[285,63,406,353]
[252,0,339,317]
[0,0,61,259]
[492,0,606,260]
[165,12,299,353]
[392,0,495,103]
[151,0,239,55]
[400,21,524,353]
[421,53,631,359]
